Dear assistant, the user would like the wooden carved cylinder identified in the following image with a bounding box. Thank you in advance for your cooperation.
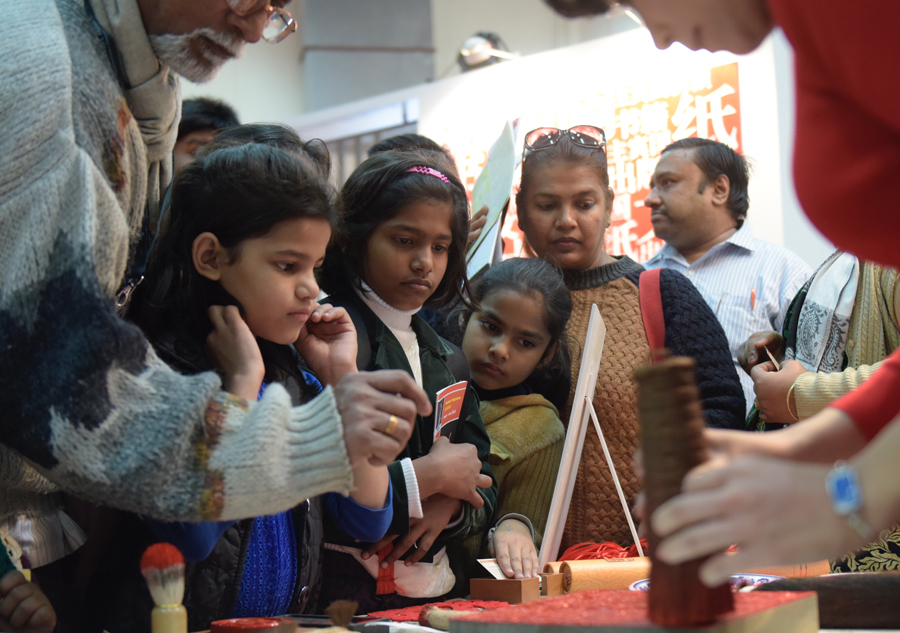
[635,356,733,626]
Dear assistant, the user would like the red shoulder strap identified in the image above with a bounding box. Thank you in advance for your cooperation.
[639,268,666,363]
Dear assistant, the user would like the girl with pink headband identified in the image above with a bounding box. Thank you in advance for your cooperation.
[316,150,497,612]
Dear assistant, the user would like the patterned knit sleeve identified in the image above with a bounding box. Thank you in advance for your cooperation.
[0,1,352,521]
[657,269,746,429]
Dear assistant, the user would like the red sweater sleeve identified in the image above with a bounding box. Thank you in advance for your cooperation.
[830,347,900,441]
[767,0,900,270]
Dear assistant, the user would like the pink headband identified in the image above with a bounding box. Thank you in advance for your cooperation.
[406,165,450,184]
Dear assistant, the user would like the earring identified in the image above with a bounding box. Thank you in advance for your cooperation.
[605,216,612,227]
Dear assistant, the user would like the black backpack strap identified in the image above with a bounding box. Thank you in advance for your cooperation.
[330,296,373,371]
[440,337,470,383]
[338,296,467,379]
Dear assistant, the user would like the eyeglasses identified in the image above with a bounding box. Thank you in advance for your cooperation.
[524,126,607,153]
[226,0,298,44]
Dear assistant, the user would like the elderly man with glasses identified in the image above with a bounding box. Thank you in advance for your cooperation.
[0,0,427,571]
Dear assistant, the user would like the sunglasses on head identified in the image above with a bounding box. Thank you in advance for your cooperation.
[523,125,607,154]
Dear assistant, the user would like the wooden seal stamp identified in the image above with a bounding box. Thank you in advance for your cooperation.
[634,356,734,626]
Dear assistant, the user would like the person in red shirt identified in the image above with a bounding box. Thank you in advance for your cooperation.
[545,0,900,586]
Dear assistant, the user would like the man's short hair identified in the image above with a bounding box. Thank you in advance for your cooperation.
[662,137,750,222]
[543,0,615,17]
[177,98,240,141]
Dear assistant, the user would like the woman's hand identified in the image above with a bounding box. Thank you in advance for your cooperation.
[0,571,57,633]
[492,519,539,579]
[737,331,784,376]
[414,437,492,507]
[650,455,863,587]
[633,427,792,538]
[467,205,489,251]
[294,303,358,386]
[206,305,265,401]
[363,494,463,566]
[751,360,807,424]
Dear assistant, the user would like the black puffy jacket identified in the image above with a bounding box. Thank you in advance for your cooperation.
[181,497,324,629]
[84,318,325,633]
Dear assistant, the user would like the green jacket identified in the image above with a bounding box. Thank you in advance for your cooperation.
[327,291,498,559]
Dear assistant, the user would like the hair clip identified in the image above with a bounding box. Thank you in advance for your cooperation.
[406,165,450,184]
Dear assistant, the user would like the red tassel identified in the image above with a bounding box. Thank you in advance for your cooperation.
[375,543,396,595]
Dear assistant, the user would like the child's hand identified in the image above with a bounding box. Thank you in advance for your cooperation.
[0,571,57,633]
[363,494,463,566]
[206,305,265,401]
[414,437,492,508]
[467,205,489,251]
[491,519,539,579]
[294,303,358,386]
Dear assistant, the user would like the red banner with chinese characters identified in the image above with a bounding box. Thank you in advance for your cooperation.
[605,62,742,262]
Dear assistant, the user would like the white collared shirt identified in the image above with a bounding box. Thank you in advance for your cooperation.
[645,224,812,414]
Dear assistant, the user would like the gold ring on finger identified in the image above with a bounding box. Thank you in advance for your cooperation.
[384,414,400,437]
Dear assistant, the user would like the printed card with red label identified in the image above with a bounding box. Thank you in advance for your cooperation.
[433,380,468,442]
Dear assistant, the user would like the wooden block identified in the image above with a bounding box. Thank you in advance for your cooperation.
[470,577,541,604]
[539,573,563,597]
[635,358,733,626]
[450,589,818,633]
[755,571,900,629]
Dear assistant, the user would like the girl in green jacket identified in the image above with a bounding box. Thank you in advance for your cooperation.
[460,257,572,581]
[317,149,498,613]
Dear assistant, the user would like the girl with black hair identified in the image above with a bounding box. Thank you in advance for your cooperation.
[316,150,497,613]
[94,128,395,631]
[459,257,572,580]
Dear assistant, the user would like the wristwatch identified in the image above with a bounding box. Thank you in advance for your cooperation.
[825,461,875,541]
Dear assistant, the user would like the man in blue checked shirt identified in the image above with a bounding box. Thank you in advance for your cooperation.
[644,138,811,415]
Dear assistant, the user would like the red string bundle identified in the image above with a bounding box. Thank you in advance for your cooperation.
[375,543,395,595]
[559,540,649,561]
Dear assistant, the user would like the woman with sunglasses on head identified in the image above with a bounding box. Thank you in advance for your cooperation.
[515,126,745,553]
[544,0,900,587]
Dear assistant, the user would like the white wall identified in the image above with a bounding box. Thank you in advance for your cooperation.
[429,0,638,80]
[181,0,640,120]
[302,0,434,112]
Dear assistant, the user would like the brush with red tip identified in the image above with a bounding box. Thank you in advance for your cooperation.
[141,543,187,633]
